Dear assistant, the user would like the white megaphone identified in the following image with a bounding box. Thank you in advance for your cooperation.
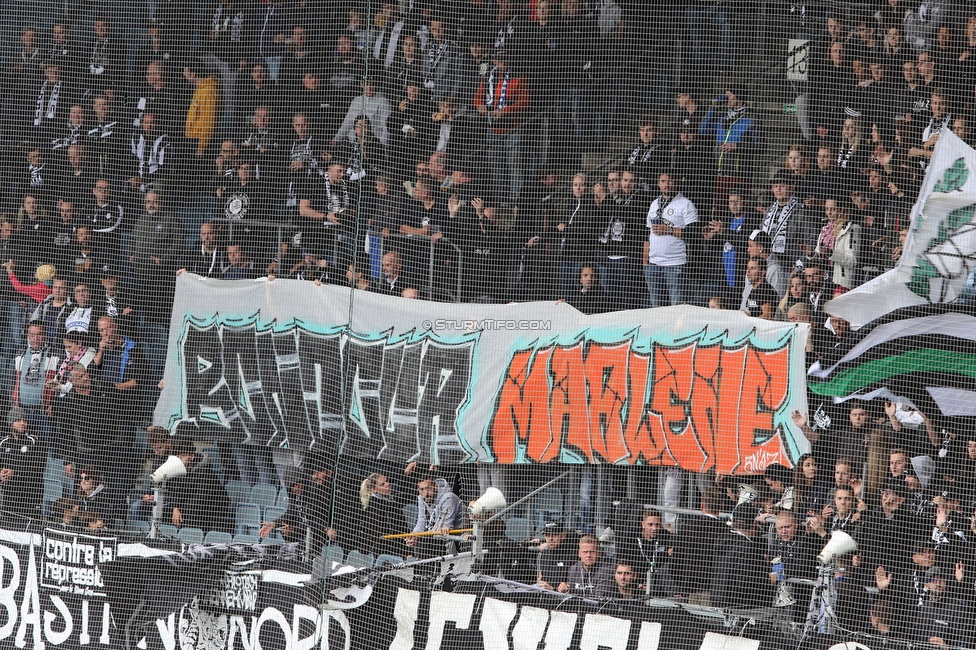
[469,487,506,517]
[727,484,761,527]
[817,530,858,564]
[151,455,188,484]
[776,486,795,511]
[736,483,759,506]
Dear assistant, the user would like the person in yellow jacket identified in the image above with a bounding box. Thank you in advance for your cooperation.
[183,62,220,157]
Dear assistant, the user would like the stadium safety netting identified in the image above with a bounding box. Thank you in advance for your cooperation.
[2,1,976,649]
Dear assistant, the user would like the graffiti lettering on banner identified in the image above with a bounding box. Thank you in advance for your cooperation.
[489,338,793,473]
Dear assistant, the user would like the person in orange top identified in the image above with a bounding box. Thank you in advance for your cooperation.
[183,61,220,158]
[474,49,529,201]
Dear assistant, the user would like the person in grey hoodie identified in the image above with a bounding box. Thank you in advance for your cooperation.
[406,474,464,558]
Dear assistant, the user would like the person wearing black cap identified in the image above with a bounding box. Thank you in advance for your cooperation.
[746,229,787,298]
[760,169,803,265]
[98,263,136,335]
[861,481,917,580]
[259,461,337,551]
[700,85,760,208]
[536,520,577,590]
[710,503,774,609]
[0,406,45,519]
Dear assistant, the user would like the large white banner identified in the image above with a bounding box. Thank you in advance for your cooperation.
[156,274,810,472]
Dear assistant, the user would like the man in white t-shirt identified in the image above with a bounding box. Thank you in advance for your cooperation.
[642,172,698,307]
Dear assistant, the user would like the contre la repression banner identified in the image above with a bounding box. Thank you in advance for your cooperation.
[156,275,811,472]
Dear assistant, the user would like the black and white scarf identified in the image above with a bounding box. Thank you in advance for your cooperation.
[485,67,510,109]
[761,196,799,255]
[323,179,350,217]
[424,40,451,87]
[90,39,110,75]
[650,194,674,225]
[35,81,61,126]
[722,104,748,130]
[29,163,45,190]
[132,133,169,180]
[52,122,84,150]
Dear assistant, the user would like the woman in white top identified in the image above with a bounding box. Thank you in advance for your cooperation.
[816,198,861,292]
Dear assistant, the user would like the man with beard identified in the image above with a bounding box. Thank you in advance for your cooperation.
[563,264,611,315]
[89,316,147,515]
[129,190,182,323]
[220,159,272,258]
[83,178,125,253]
[282,112,324,224]
[740,259,778,319]
[11,321,60,445]
[179,221,226,278]
[258,462,338,549]
[126,112,172,195]
[406,474,465,558]
[298,161,356,261]
[598,169,647,310]
[617,508,677,597]
[643,172,698,307]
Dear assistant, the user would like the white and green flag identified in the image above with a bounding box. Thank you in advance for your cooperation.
[826,128,976,328]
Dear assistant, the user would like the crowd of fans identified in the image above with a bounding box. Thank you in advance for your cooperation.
[1,1,976,646]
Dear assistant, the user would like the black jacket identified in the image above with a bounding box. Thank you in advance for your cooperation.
[711,529,773,609]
